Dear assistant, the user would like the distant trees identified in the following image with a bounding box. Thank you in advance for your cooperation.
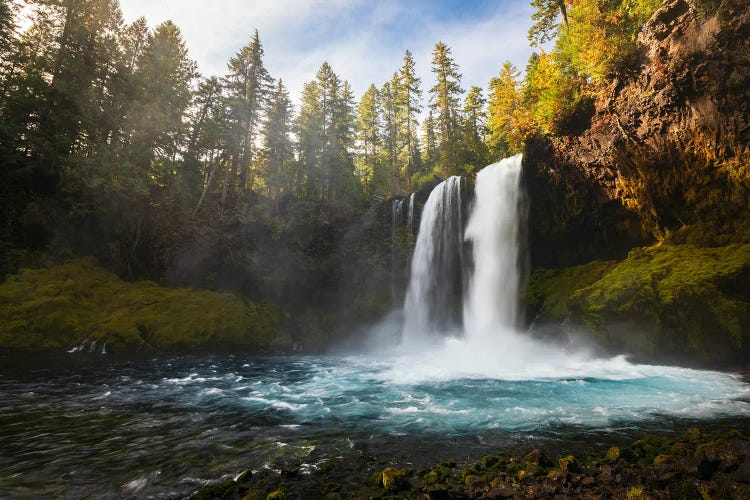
[296,62,357,202]
[0,0,664,261]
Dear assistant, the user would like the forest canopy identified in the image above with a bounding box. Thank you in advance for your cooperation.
[0,0,665,278]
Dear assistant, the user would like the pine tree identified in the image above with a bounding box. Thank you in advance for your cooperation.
[380,79,399,194]
[355,83,381,194]
[459,85,488,173]
[126,20,197,187]
[429,41,463,175]
[334,79,357,199]
[261,79,295,198]
[223,30,272,197]
[185,76,226,213]
[296,80,322,199]
[421,109,439,175]
[395,50,422,187]
[0,0,16,59]
[528,0,568,47]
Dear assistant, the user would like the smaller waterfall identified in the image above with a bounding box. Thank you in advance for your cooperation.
[402,177,465,345]
[407,193,416,240]
[391,198,406,304]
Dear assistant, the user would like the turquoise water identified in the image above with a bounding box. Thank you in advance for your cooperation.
[1,354,749,498]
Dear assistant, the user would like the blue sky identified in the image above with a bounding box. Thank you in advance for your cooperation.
[119,0,537,107]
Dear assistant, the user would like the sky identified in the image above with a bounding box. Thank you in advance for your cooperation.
[118,0,537,107]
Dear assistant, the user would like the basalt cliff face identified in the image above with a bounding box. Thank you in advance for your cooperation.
[525,0,750,267]
[524,0,750,365]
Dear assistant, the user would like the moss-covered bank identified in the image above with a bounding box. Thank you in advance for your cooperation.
[0,259,287,353]
[526,243,750,364]
[193,428,750,499]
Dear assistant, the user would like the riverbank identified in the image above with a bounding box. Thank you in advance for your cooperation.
[194,428,750,499]
[0,258,287,353]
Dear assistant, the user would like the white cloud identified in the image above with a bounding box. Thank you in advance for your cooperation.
[118,0,536,111]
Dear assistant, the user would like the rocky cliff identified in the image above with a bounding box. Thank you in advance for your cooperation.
[523,0,750,366]
[525,0,750,267]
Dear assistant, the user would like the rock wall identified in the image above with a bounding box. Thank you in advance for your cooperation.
[525,0,750,268]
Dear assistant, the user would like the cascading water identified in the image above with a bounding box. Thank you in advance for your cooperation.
[402,176,464,345]
[391,198,406,304]
[406,193,416,241]
[463,154,524,339]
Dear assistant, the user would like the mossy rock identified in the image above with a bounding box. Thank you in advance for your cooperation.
[558,455,579,472]
[525,260,617,321]
[528,243,750,362]
[266,489,286,500]
[380,467,410,492]
[604,446,621,463]
[0,258,286,353]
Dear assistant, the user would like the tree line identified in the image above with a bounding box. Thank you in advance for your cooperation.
[0,0,666,269]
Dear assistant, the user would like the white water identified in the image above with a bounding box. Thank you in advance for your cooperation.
[464,154,524,336]
[402,176,464,345]
[387,154,750,391]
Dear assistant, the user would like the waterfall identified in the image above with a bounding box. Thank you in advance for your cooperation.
[401,156,524,346]
[463,154,524,339]
[402,176,464,344]
[406,193,416,240]
[391,198,405,305]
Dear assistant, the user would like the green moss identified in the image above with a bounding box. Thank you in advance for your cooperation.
[604,446,621,463]
[0,258,285,352]
[569,244,750,357]
[529,243,750,361]
[380,467,410,492]
[525,260,617,321]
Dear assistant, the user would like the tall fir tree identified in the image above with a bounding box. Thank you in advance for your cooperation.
[395,50,422,188]
[459,85,488,174]
[355,83,381,195]
[261,79,295,198]
[126,20,197,188]
[223,30,272,199]
[429,41,463,175]
[296,80,322,199]
[379,78,399,194]
[421,109,439,175]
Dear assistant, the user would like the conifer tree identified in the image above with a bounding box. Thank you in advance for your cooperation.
[380,79,399,194]
[261,79,295,198]
[528,0,568,47]
[459,85,488,173]
[296,80,322,199]
[396,50,422,187]
[429,41,463,175]
[421,109,439,175]
[126,21,197,186]
[224,30,272,197]
[355,83,381,194]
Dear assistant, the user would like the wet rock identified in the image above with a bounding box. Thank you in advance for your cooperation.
[523,449,549,467]
[558,455,579,473]
[604,446,621,463]
[381,467,410,492]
